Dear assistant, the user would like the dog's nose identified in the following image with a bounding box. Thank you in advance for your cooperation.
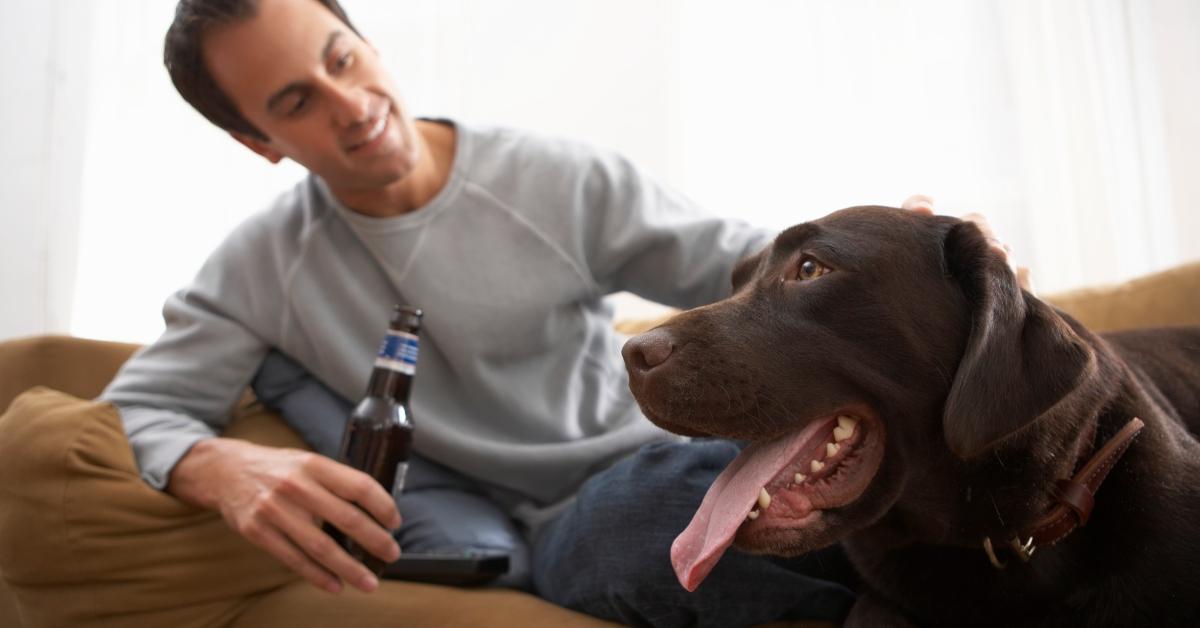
[623,328,675,373]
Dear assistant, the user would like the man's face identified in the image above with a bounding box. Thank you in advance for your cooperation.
[203,0,421,191]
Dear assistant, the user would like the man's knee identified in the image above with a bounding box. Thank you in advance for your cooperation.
[532,440,739,614]
[0,388,294,626]
[578,439,740,533]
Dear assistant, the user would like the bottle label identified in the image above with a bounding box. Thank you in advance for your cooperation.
[375,331,419,375]
[391,461,410,499]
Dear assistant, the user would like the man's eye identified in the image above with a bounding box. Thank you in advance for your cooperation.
[797,258,831,281]
[287,95,310,116]
[334,52,354,71]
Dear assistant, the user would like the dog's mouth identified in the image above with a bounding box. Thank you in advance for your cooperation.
[671,409,885,592]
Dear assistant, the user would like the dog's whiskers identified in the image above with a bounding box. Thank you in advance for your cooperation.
[988,492,1006,528]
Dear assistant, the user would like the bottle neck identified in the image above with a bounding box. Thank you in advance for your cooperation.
[369,326,419,403]
[367,366,414,404]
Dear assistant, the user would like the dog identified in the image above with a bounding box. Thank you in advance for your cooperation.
[622,206,1200,627]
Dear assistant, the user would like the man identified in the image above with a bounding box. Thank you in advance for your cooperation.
[107,0,1016,625]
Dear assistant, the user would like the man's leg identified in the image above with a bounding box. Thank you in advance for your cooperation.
[252,350,530,589]
[532,439,858,628]
[0,387,297,628]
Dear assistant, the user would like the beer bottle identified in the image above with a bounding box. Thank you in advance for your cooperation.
[325,305,421,575]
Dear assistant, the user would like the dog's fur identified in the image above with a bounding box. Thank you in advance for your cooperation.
[623,207,1200,627]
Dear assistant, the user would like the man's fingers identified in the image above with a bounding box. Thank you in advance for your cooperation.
[270,496,382,593]
[246,518,343,594]
[960,212,997,240]
[903,199,1036,293]
[961,212,1012,260]
[283,475,401,566]
[901,194,935,215]
[1017,266,1036,294]
[307,456,402,530]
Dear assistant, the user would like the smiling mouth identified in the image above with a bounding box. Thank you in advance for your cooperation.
[670,411,885,592]
[345,112,389,153]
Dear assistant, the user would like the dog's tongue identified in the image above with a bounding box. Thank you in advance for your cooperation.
[671,421,828,591]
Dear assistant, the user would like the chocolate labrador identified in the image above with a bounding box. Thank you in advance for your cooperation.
[622,207,1200,628]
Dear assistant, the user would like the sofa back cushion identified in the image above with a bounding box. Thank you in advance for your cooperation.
[0,336,138,413]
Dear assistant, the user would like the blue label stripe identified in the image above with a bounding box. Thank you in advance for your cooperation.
[376,331,419,374]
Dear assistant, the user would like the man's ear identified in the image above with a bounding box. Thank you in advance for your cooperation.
[231,131,284,164]
[941,221,1096,460]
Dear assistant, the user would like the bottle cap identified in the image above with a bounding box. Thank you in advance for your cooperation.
[392,305,423,331]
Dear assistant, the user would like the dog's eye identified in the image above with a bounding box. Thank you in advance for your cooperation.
[797,258,830,281]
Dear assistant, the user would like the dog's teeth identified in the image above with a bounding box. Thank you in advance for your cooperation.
[811,460,825,473]
[833,416,857,442]
[758,488,772,510]
[747,509,760,520]
[794,472,807,484]
[826,442,840,457]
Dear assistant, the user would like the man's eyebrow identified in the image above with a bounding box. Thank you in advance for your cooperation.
[265,31,345,112]
[320,30,344,62]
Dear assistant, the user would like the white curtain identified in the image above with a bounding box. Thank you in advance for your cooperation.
[1,0,1197,343]
[996,0,1182,292]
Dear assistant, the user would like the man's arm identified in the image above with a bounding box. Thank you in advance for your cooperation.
[102,216,400,594]
[575,149,772,308]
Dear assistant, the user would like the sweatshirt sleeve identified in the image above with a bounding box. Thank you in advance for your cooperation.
[100,217,281,490]
[578,149,774,308]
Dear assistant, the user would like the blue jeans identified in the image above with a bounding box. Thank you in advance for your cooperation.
[532,439,857,627]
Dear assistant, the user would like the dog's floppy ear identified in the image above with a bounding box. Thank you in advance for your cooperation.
[941,221,1096,460]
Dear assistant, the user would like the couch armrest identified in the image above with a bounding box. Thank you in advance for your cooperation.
[0,336,139,412]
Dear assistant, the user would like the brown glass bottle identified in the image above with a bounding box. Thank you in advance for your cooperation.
[324,305,421,575]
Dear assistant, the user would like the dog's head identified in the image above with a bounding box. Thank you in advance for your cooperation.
[623,206,1097,591]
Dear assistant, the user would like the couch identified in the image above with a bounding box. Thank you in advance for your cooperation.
[1,260,1197,627]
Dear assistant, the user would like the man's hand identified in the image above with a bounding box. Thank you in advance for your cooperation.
[167,437,402,594]
[901,194,1035,293]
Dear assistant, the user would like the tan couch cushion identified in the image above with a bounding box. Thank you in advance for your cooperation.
[1042,260,1200,332]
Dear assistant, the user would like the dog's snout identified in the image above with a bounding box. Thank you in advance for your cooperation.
[623,328,676,374]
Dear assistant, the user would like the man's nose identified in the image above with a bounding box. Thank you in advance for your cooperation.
[328,82,371,127]
[622,328,676,375]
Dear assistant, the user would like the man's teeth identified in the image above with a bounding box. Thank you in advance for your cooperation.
[367,115,386,141]
[745,416,863,522]
[353,116,387,148]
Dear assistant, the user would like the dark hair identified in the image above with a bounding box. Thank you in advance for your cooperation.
[164,0,361,142]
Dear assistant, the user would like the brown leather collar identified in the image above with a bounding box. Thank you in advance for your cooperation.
[983,417,1145,569]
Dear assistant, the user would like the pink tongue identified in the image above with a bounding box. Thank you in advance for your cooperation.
[671,420,829,591]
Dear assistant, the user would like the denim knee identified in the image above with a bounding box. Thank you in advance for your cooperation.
[532,440,742,625]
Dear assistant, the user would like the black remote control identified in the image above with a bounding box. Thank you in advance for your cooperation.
[381,551,511,586]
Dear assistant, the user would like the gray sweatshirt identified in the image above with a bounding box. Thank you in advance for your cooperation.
[102,121,771,517]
